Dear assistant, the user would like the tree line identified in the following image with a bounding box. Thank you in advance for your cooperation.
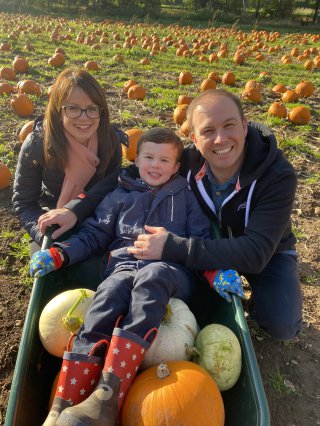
[0,0,319,23]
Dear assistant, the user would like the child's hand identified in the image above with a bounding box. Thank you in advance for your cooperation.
[204,269,244,302]
[30,247,64,277]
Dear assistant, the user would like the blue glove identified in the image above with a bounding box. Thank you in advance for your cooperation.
[204,269,245,303]
[30,247,63,278]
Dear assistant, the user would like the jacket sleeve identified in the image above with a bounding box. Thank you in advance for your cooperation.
[53,192,120,265]
[64,163,139,222]
[162,165,297,274]
[12,133,46,244]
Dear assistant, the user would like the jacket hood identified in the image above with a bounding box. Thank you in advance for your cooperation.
[239,121,279,188]
[118,172,188,193]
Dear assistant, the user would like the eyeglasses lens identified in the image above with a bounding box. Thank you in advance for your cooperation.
[64,107,101,119]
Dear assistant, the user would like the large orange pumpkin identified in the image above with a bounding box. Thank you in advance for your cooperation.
[10,94,34,117]
[123,128,144,161]
[0,162,12,190]
[121,361,224,426]
[127,85,146,100]
[12,56,29,73]
[288,106,311,125]
[19,120,34,143]
[17,79,41,96]
[173,104,188,125]
[178,71,193,85]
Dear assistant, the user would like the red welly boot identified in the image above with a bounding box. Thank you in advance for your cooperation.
[42,339,108,426]
[56,327,157,426]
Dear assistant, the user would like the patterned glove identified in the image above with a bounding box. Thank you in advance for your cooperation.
[30,247,64,278]
[204,269,244,303]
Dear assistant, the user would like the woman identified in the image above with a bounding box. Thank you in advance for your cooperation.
[12,66,127,251]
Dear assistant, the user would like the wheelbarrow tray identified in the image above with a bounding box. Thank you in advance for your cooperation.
[5,233,269,426]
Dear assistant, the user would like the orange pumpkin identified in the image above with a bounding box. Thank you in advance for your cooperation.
[281,90,298,103]
[268,101,287,119]
[288,106,311,125]
[123,128,144,161]
[123,79,138,93]
[200,78,216,92]
[10,94,34,117]
[173,104,189,125]
[177,95,193,106]
[48,52,65,67]
[127,85,146,100]
[0,67,16,81]
[222,71,236,86]
[179,120,191,138]
[121,361,225,426]
[140,58,150,65]
[12,56,29,73]
[19,120,34,143]
[17,80,41,96]
[272,84,287,94]
[178,71,193,85]
[0,162,12,190]
[84,60,99,71]
[0,82,15,96]
[295,81,314,98]
[242,87,261,103]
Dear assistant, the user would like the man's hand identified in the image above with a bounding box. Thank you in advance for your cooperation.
[30,247,64,278]
[204,269,245,303]
[127,225,168,260]
[38,208,77,240]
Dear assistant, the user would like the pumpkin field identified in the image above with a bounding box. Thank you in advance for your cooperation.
[0,10,319,426]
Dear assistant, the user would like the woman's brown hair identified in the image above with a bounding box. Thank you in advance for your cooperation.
[44,66,118,177]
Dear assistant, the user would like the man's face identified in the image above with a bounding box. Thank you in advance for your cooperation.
[191,96,248,183]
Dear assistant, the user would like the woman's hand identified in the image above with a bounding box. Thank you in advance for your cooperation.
[127,225,168,260]
[38,208,77,240]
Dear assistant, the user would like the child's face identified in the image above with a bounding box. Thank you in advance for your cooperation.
[135,141,180,187]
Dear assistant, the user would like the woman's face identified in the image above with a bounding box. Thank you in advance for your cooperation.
[61,86,100,144]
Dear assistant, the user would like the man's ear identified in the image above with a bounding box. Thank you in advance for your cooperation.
[134,156,139,167]
[243,117,249,137]
[191,132,198,147]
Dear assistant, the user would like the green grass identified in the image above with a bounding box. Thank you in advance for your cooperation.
[0,11,319,284]
[267,371,289,393]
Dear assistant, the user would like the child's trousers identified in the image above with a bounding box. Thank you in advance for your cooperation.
[72,254,195,354]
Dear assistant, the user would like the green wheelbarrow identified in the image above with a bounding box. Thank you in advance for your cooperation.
[5,228,270,426]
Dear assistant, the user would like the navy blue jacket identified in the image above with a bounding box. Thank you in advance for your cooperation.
[12,117,126,245]
[54,173,212,266]
[163,122,297,273]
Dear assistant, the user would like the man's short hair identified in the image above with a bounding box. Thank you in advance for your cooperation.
[186,89,245,132]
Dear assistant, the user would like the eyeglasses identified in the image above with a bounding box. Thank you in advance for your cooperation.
[62,105,102,119]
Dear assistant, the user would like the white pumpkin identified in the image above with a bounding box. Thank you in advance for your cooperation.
[188,323,242,391]
[141,298,198,370]
[39,288,95,357]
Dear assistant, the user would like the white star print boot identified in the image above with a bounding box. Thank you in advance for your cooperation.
[42,339,109,426]
[56,327,157,426]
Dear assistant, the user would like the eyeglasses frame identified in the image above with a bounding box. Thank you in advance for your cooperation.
[62,105,102,119]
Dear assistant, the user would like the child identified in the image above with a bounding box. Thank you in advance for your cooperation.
[30,127,243,426]
[31,127,211,426]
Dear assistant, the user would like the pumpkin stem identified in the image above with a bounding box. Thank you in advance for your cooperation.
[157,363,170,379]
[162,303,173,324]
[185,345,202,359]
[62,289,89,333]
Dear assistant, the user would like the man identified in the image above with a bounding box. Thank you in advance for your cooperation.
[128,90,302,341]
